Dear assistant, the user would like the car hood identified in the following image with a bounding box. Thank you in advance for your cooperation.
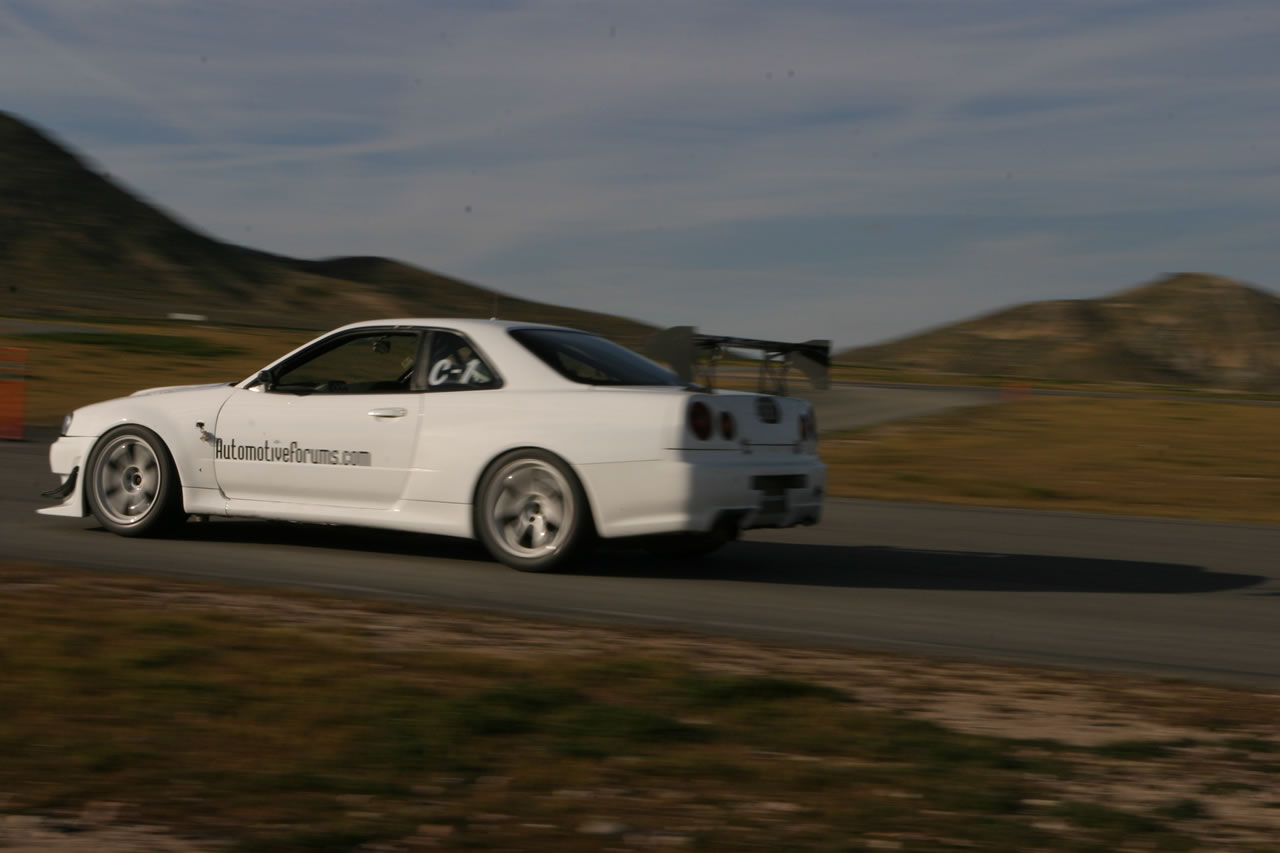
[130,382,237,397]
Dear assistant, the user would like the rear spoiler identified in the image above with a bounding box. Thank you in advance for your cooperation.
[647,326,830,394]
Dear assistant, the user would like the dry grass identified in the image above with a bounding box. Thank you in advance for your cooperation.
[823,396,1280,523]
[830,363,1280,400]
[0,321,314,423]
[3,562,1280,852]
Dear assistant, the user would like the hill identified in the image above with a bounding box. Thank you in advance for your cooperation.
[0,112,654,345]
[839,274,1280,390]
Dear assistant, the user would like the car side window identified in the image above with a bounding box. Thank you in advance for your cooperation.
[425,331,500,391]
[272,332,420,394]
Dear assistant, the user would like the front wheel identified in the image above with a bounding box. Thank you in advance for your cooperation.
[86,425,186,537]
[474,450,593,572]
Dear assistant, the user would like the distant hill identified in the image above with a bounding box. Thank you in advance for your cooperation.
[839,274,1280,390]
[0,112,654,346]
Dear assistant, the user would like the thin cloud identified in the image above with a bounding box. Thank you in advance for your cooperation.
[1,0,1278,345]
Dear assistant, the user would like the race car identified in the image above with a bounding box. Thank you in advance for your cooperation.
[39,319,825,571]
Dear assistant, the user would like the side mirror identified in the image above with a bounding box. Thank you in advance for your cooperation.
[250,369,275,391]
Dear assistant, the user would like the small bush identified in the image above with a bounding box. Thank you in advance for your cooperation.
[1054,801,1166,834]
[1092,739,1176,760]
[1223,737,1279,753]
[680,674,851,707]
[553,704,711,757]
[1156,798,1208,821]
[452,684,585,736]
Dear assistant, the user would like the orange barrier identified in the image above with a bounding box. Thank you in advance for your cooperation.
[1000,382,1033,402]
[0,347,26,440]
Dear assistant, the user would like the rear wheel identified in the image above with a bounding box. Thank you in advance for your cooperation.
[475,450,593,572]
[86,426,186,537]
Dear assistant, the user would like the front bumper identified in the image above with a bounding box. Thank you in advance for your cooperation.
[37,435,95,517]
[41,465,79,500]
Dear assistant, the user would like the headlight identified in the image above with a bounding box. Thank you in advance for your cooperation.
[61,413,74,436]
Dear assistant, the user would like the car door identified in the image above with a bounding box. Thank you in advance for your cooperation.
[213,329,425,509]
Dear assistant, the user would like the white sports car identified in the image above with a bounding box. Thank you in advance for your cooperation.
[40,319,825,571]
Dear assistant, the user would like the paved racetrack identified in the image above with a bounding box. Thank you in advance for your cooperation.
[6,403,1280,689]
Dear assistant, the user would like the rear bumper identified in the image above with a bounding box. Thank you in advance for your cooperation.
[580,453,825,539]
[36,435,94,518]
[686,454,825,532]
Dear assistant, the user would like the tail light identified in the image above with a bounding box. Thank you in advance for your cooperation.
[799,407,816,441]
[689,401,713,440]
[720,411,736,440]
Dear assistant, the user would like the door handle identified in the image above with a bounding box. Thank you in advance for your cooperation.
[367,407,408,418]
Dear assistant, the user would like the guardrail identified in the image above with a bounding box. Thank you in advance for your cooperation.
[0,347,26,440]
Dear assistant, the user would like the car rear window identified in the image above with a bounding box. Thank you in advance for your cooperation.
[510,329,684,386]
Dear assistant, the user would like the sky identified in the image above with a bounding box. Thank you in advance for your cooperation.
[3,0,1279,348]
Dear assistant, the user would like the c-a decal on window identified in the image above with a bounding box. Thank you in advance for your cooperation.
[214,439,372,466]
[428,357,484,386]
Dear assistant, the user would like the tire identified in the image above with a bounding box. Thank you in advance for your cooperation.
[86,425,186,537]
[474,449,594,572]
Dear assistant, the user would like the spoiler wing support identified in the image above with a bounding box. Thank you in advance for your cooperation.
[647,326,830,395]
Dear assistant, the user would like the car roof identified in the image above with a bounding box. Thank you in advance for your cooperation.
[328,318,583,335]
[261,317,624,391]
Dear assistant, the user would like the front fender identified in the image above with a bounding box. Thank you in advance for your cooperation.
[58,385,239,496]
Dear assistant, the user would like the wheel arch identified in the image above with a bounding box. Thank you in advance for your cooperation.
[469,445,600,540]
[81,420,186,532]
[82,421,186,515]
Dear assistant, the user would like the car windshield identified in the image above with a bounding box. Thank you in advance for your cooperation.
[510,328,684,387]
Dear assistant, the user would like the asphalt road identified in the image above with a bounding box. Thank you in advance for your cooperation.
[6,420,1280,689]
